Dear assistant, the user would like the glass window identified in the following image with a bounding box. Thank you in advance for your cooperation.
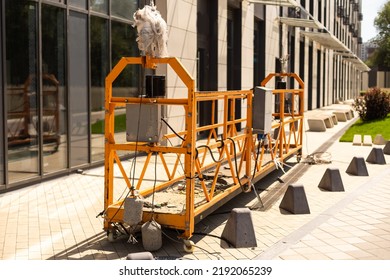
[68,0,87,9]
[6,1,39,183]
[69,11,89,166]
[90,16,109,162]
[111,20,139,156]
[46,0,66,3]
[41,4,67,173]
[90,0,108,14]
[111,21,139,97]
[0,6,3,186]
[111,0,137,20]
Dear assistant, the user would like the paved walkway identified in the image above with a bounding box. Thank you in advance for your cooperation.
[1,103,390,260]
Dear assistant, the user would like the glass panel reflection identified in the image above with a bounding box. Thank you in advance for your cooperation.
[42,4,67,173]
[111,0,137,20]
[69,11,89,167]
[68,0,87,9]
[90,0,108,14]
[111,21,139,98]
[90,16,109,162]
[0,24,3,186]
[6,1,40,183]
[111,20,139,155]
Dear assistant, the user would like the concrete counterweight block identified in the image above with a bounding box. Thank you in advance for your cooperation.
[221,208,257,248]
[142,220,162,251]
[318,168,345,192]
[373,134,386,145]
[346,157,369,176]
[383,141,390,155]
[279,184,310,214]
[126,252,154,260]
[366,147,387,165]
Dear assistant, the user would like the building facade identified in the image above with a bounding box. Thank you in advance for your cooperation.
[0,0,367,191]
[360,42,390,89]
[361,41,377,62]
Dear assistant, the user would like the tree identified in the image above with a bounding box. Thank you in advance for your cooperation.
[353,88,390,121]
[369,1,390,69]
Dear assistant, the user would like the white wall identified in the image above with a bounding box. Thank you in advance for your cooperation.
[241,2,255,129]
[159,0,366,130]
[264,6,279,77]
[160,0,197,145]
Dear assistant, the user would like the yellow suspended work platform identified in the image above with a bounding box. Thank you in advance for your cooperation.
[103,56,304,240]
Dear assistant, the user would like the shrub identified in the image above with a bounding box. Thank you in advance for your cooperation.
[353,87,390,121]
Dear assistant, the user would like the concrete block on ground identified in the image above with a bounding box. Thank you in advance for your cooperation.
[221,208,257,248]
[318,115,334,128]
[366,147,387,164]
[333,111,348,122]
[363,135,373,146]
[318,168,345,192]
[373,134,386,145]
[142,220,162,251]
[126,252,154,260]
[352,134,362,146]
[346,157,369,176]
[279,184,310,214]
[384,141,390,155]
[329,114,338,125]
[307,119,327,132]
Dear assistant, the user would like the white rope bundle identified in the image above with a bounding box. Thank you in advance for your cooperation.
[132,1,169,58]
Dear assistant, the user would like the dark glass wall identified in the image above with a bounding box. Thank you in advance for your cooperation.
[111,21,139,157]
[316,49,321,108]
[90,16,109,162]
[91,0,108,14]
[227,6,242,91]
[197,0,218,139]
[1,0,139,190]
[254,18,266,87]
[111,21,139,97]
[227,5,242,130]
[6,1,40,183]
[111,0,137,20]
[69,11,89,167]
[308,45,313,110]
[69,0,87,9]
[41,4,67,173]
[0,1,4,186]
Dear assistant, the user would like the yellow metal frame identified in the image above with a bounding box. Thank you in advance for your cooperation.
[103,56,304,239]
[261,72,304,160]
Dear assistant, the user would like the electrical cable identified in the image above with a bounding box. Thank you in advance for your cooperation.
[196,144,223,163]
[226,137,244,189]
[249,136,265,207]
[150,152,158,217]
[161,118,185,142]
[146,109,171,217]
[130,97,143,187]
[161,117,224,184]
[251,137,263,180]
[303,151,332,165]
[303,116,311,157]
[104,68,146,228]
[166,137,185,174]
[300,113,333,165]
[192,232,234,248]
[148,221,221,259]
[269,127,280,155]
